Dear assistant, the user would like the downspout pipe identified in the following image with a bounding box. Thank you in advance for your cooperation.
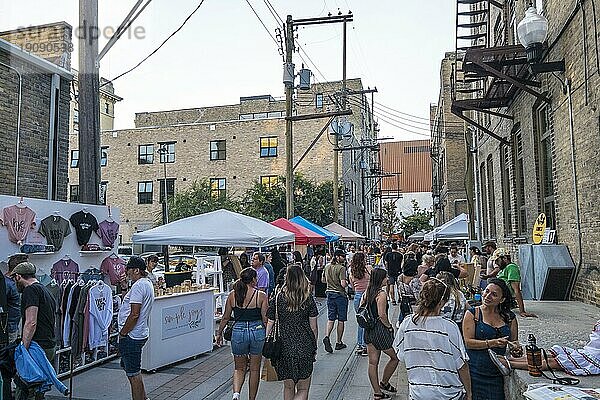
[0,61,22,196]
[566,79,584,297]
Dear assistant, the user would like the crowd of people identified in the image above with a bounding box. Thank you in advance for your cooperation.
[214,240,600,400]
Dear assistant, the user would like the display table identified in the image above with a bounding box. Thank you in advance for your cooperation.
[141,288,215,371]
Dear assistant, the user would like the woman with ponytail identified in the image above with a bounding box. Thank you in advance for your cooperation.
[216,267,268,400]
[462,278,519,400]
[395,278,472,400]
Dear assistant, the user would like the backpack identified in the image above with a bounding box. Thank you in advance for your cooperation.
[356,302,377,330]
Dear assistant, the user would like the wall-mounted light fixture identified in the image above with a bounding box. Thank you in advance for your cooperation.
[517,6,565,73]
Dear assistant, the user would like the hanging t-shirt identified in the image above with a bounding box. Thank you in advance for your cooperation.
[88,283,114,349]
[100,256,127,287]
[51,259,79,284]
[118,277,154,340]
[97,220,119,248]
[69,211,99,246]
[1,205,36,244]
[39,215,72,250]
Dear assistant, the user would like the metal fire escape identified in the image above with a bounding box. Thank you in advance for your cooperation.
[451,0,551,145]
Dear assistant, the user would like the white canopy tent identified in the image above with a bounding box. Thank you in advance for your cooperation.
[131,209,295,247]
[324,222,365,241]
[407,230,427,241]
[423,229,435,242]
[433,213,469,240]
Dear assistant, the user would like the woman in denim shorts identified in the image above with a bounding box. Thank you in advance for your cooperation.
[216,267,268,400]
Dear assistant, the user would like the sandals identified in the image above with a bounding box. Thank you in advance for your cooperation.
[380,381,397,393]
[373,393,391,399]
[488,349,512,376]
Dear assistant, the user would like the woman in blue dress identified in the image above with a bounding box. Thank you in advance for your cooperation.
[462,278,521,400]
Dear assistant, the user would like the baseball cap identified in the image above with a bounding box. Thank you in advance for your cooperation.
[10,262,37,276]
[490,248,508,261]
[126,256,147,271]
[483,240,497,249]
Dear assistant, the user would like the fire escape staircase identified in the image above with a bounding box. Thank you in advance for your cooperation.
[451,0,551,146]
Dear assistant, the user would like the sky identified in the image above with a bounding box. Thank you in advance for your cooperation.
[0,0,456,141]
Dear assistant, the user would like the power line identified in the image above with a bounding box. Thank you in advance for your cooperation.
[263,0,285,27]
[102,0,206,87]
[374,101,433,122]
[345,97,433,133]
[244,0,282,57]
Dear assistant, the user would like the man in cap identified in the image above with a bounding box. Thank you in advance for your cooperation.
[480,241,499,286]
[118,256,154,400]
[11,261,57,400]
[491,248,537,318]
[322,248,349,353]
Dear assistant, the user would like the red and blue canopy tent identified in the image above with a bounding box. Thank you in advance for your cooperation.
[270,218,326,245]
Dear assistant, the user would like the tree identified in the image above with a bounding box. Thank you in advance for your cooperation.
[164,179,239,223]
[380,200,400,239]
[241,173,338,225]
[399,199,433,238]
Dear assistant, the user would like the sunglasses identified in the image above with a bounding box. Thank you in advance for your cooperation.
[429,277,450,297]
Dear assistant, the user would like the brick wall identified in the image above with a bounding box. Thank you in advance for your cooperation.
[473,0,600,306]
[0,49,71,201]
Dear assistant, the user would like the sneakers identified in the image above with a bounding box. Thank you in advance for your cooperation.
[361,347,369,356]
[323,336,334,353]
[488,349,512,376]
[335,342,347,350]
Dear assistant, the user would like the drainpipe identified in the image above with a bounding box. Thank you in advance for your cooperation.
[566,79,584,296]
[472,129,483,243]
[0,61,22,196]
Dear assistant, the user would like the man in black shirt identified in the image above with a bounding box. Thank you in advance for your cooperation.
[11,262,56,353]
[384,243,403,305]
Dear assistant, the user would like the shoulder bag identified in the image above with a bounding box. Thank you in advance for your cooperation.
[223,289,256,341]
[262,292,282,360]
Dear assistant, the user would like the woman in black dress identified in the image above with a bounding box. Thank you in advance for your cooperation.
[266,264,318,400]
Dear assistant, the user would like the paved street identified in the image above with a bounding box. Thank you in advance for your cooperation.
[46,298,407,400]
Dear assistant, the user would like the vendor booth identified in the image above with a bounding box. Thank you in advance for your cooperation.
[290,216,340,242]
[433,213,469,241]
[407,230,427,241]
[132,209,295,370]
[324,222,365,242]
[271,218,325,245]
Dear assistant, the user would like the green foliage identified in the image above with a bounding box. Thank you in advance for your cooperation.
[381,200,400,238]
[165,174,338,226]
[399,199,433,237]
[165,179,240,223]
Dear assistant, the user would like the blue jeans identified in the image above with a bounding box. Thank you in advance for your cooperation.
[230,320,265,356]
[353,291,365,347]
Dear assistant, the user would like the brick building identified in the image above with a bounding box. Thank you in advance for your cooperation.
[0,26,73,200]
[430,53,471,226]
[67,79,378,243]
[379,140,433,219]
[451,0,600,305]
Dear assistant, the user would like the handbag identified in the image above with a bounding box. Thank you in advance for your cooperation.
[223,290,256,341]
[262,292,282,360]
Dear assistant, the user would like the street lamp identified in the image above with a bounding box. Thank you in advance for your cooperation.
[517,6,565,73]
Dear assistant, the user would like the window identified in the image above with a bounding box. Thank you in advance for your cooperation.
[210,140,226,160]
[138,144,154,164]
[501,144,513,235]
[514,131,527,235]
[486,155,497,238]
[158,178,175,203]
[534,104,556,229]
[99,181,108,205]
[479,162,488,238]
[138,181,153,204]
[254,112,268,119]
[100,146,108,167]
[239,113,253,120]
[315,93,324,108]
[73,108,79,123]
[104,103,110,114]
[69,185,79,203]
[70,150,79,168]
[210,178,226,198]
[404,145,431,153]
[267,111,284,118]
[260,137,278,157]
[260,175,279,189]
[158,142,175,163]
[536,0,544,14]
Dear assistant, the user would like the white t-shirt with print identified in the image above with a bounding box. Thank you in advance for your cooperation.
[89,283,114,349]
[118,277,154,340]
[395,315,469,400]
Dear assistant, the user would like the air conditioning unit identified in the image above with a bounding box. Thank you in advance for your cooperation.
[518,244,575,300]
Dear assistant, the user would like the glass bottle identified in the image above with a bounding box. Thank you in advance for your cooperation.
[526,334,543,377]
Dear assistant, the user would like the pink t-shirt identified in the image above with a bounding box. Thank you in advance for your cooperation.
[101,256,127,287]
[352,270,371,292]
[1,205,36,244]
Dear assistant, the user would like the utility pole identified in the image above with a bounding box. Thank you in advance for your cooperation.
[78,0,101,204]
[333,18,349,223]
[285,15,295,219]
